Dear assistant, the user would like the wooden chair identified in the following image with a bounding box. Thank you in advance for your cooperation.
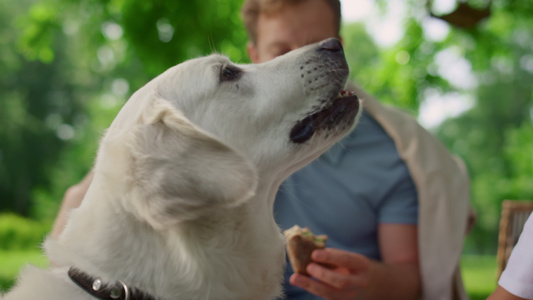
[496,200,533,279]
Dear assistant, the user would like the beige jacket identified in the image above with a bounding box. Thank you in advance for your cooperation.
[351,84,475,300]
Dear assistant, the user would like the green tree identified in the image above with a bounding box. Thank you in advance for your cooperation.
[432,2,533,253]
[346,0,533,253]
[2,0,533,255]
[1,0,249,218]
[0,0,87,215]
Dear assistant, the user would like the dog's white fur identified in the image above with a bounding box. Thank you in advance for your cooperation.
[2,40,360,300]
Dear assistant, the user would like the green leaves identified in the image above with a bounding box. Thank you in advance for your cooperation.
[17,2,60,63]
[341,0,533,253]
[1,0,532,255]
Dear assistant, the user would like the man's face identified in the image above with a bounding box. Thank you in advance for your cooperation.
[247,0,339,63]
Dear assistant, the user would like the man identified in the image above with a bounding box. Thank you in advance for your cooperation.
[53,0,473,299]
[243,1,419,299]
[242,0,473,299]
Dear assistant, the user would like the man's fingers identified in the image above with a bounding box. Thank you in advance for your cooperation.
[291,249,373,299]
[290,272,359,300]
[290,273,341,299]
[307,263,368,290]
[312,248,370,272]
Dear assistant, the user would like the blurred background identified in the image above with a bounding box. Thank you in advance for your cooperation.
[0,0,532,298]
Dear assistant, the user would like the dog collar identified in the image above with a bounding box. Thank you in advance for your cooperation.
[68,267,157,300]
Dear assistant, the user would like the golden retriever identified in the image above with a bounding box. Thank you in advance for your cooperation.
[2,38,360,300]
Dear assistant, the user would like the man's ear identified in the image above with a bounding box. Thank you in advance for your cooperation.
[127,99,258,228]
[247,41,261,63]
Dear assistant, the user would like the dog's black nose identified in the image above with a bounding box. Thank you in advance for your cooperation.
[319,38,343,53]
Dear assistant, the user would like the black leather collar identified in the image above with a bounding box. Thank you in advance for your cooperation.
[68,267,157,300]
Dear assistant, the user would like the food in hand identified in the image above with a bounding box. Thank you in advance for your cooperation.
[283,225,327,275]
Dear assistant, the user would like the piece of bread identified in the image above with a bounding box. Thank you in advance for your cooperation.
[283,225,327,275]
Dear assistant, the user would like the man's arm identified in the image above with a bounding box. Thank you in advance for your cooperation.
[290,224,420,300]
[50,170,94,239]
[488,286,530,300]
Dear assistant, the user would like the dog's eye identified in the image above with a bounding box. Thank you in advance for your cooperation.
[220,65,241,82]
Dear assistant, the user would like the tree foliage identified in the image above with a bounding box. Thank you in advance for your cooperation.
[0,0,86,215]
[0,0,249,218]
[431,2,533,252]
[347,0,533,252]
[1,0,532,253]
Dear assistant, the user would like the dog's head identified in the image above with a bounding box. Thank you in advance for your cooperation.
[96,38,360,227]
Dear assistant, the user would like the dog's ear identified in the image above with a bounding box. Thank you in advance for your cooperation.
[127,99,258,228]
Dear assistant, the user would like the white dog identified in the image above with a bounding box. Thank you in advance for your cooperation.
[2,38,360,300]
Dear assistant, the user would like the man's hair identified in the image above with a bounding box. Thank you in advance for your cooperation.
[241,0,342,44]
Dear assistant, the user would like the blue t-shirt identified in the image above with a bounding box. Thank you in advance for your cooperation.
[274,111,418,299]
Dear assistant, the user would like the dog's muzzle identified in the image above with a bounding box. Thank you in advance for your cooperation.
[290,91,359,144]
[290,38,360,144]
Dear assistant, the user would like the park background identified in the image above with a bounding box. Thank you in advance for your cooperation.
[0,0,532,299]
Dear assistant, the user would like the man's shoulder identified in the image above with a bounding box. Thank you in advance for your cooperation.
[323,110,403,165]
[347,82,427,140]
[361,93,453,159]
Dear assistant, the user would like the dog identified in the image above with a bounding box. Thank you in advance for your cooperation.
[2,38,360,300]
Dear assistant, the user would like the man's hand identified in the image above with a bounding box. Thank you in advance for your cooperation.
[289,224,421,300]
[289,248,371,300]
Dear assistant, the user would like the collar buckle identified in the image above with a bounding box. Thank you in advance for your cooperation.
[68,267,147,300]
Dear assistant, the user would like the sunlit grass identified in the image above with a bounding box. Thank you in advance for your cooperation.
[0,249,49,291]
[461,254,497,300]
